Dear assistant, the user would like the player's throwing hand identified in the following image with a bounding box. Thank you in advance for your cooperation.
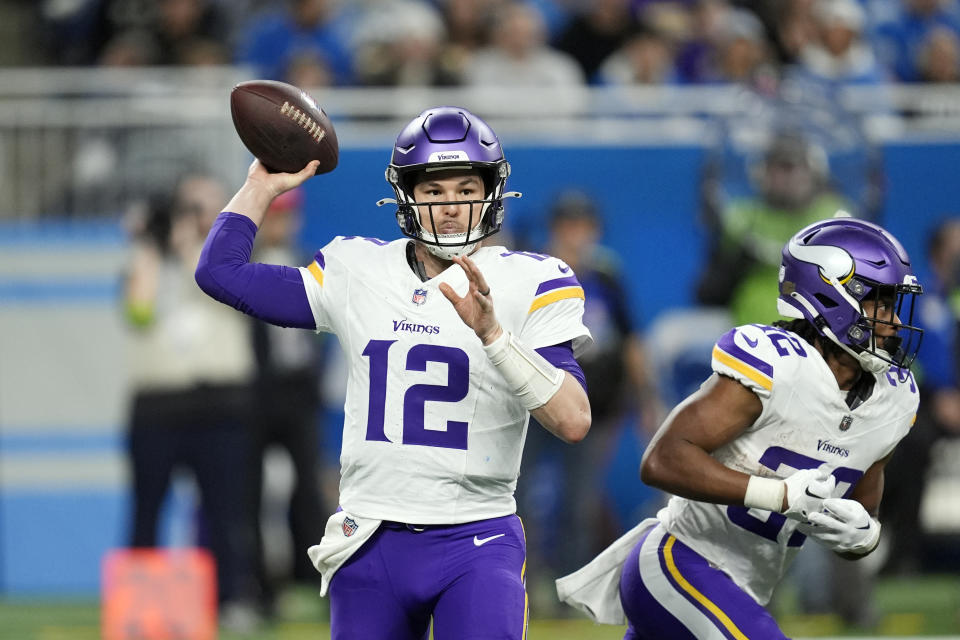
[245,159,319,200]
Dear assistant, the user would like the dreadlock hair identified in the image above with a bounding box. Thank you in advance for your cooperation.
[773,318,848,361]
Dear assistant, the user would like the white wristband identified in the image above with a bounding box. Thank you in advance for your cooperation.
[483,329,565,411]
[744,476,786,513]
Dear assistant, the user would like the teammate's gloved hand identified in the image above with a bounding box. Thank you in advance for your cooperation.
[781,466,836,522]
[797,497,881,554]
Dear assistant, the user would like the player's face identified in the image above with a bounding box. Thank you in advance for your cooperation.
[862,295,900,336]
[411,170,485,235]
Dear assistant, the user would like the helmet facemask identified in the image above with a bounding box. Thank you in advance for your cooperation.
[377,107,521,260]
[843,281,923,374]
[388,163,508,260]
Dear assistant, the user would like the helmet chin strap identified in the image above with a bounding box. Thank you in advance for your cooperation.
[420,218,486,260]
[819,324,890,374]
[782,291,890,374]
[417,197,497,260]
[423,240,479,260]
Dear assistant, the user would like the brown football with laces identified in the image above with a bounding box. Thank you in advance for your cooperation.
[230,79,338,175]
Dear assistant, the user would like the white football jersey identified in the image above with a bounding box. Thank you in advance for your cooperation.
[298,237,591,524]
[659,323,918,605]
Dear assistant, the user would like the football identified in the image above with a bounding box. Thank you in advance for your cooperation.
[230,80,339,175]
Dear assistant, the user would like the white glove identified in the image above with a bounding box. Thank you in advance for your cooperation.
[781,466,836,522]
[797,497,881,554]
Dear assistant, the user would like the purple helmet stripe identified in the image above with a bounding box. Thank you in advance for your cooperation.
[535,275,581,296]
[313,249,325,269]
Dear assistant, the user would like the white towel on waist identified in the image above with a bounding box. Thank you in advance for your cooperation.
[307,511,382,596]
[555,517,659,624]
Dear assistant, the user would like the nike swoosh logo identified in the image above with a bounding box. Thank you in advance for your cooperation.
[743,335,759,348]
[473,533,505,547]
[857,523,871,530]
[804,487,823,498]
[558,264,570,273]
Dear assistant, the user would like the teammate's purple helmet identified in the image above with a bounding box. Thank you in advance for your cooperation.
[777,215,923,374]
[380,106,516,259]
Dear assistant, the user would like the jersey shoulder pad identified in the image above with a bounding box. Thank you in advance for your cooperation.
[513,252,584,314]
[327,235,394,254]
[878,367,921,413]
[320,235,401,266]
[712,324,807,396]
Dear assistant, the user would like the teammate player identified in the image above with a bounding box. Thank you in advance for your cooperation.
[195,106,592,639]
[557,215,923,638]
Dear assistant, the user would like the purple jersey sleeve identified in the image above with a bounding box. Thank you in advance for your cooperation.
[536,341,587,392]
[195,212,316,329]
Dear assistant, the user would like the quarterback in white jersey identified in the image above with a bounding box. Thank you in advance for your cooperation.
[557,216,922,639]
[196,106,591,640]
[298,234,591,524]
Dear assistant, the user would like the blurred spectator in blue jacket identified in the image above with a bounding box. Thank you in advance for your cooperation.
[236,0,353,85]
[872,0,960,81]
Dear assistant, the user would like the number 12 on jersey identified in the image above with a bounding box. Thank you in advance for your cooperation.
[362,339,471,450]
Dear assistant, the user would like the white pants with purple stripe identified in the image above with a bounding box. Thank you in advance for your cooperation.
[619,523,788,640]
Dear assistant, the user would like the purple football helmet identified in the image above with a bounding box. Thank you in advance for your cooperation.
[378,106,518,259]
[777,215,923,374]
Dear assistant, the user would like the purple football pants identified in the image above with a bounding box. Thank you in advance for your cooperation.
[619,524,788,640]
[329,514,527,640]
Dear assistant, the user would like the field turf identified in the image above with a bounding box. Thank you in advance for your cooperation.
[1,575,958,639]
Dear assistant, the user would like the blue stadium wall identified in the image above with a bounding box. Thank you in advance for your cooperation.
[1,140,958,596]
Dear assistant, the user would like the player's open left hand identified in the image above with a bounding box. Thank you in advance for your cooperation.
[439,255,502,345]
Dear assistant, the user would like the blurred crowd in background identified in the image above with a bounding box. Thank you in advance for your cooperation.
[1,0,959,88]
[2,0,960,635]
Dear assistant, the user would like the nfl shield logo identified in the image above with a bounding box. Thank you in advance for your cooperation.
[412,288,428,305]
[839,415,853,432]
[342,517,358,537]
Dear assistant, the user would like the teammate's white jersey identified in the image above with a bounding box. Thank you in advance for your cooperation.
[659,323,918,605]
[298,237,591,524]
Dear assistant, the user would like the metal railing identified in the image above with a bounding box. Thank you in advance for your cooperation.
[1,66,959,218]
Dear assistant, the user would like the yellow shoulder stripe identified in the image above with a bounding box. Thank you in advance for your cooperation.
[712,346,773,391]
[528,287,584,314]
[663,535,751,640]
[307,261,324,287]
